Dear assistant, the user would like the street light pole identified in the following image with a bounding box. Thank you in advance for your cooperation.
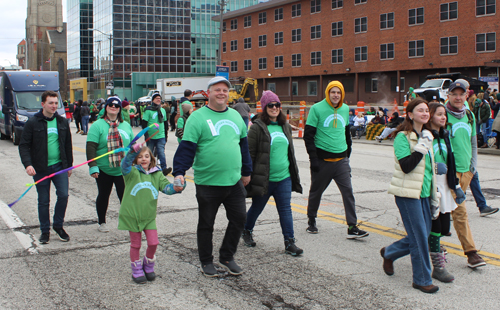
[89,28,113,85]
[217,0,227,66]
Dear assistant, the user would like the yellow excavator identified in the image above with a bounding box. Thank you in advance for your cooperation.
[229,77,258,103]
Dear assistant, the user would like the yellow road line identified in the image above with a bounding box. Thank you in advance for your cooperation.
[267,200,500,267]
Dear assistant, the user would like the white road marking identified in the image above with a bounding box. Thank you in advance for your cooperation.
[0,200,38,254]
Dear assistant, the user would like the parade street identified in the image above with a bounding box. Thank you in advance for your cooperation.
[0,124,499,309]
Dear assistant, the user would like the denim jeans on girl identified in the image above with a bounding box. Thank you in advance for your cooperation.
[81,115,90,134]
[245,177,294,240]
[384,196,432,286]
[33,162,69,233]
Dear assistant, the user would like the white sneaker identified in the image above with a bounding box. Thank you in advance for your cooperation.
[98,223,110,233]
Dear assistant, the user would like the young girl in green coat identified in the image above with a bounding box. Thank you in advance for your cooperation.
[119,144,185,284]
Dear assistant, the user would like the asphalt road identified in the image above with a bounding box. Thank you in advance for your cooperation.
[0,122,499,309]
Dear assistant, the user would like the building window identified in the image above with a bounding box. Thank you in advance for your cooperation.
[244,59,252,71]
[222,42,226,53]
[355,0,367,4]
[391,77,406,92]
[311,0,321,13]
[380,43,394,60]
[230,40,237,52]
[268,83,276,93]
[292,53,302,67]
[440,36,458,55]
[440,2,458,21]
[292,29,302,42]
[259,12,267,24]
[311,25,322,39]
[231,19,238,30]
[380,13,394,29]
[275,8,283,21]
[222,62,227,66]
[476,32,496,52]
[292,3,301,17]
[332,0,343,9]
[371,79,378,93]
[275,32,284,45]
[244,16,252,27]
[331,49,343,63]
[259,57,267,70]
[476,0,496,16]
[308,81,318,96]
[409,8,424,25]
[231,61,238,72]
[292,81,298,96]
[355,17,367,33]
[223,22,226,32]
[275,55,284,69]
[259,35,267,47]
[408,40,425,57]
[332,21,343,36]
[311,51,322,65]
[244,37,252,49]
[355,46,368,62]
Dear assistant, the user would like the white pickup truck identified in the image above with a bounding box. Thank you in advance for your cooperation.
[413,78,452,101]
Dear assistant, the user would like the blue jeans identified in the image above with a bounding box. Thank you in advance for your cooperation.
[147,137,166,170]
[470,172,487,210]
[81,115,90,133]
[245,177,294,240]
[384,196,432,286]
[33,162,69,233]
[242,117,249,129]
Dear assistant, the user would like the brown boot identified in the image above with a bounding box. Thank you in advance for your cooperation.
[380,247,394,276]
[412,283,439,293]
[480,143,489,148]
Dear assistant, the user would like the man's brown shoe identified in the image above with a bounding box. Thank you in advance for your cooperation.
[412,283,439,293]
[467,252,486,268]
[380,247,394,276]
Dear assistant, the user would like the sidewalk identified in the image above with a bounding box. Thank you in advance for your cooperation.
[291,130,500,156]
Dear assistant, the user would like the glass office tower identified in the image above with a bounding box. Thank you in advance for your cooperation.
[190,0,258,74]
[67,0,94,81]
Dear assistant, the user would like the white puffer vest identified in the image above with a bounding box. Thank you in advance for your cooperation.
[388,132,440,205]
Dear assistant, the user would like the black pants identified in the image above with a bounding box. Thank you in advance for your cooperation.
[95,171,125,224]
[75,118,82,131]
[431,212,451,236]
[170,113,177,131]
[195,180,247,264]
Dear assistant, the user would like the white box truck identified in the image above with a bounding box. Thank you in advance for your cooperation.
[156,76,214,104]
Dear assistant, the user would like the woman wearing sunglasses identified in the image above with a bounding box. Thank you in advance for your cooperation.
[86,96,133,233]
[242,91,303,256]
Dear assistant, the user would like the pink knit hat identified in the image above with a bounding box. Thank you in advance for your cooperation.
[260,90,280,109]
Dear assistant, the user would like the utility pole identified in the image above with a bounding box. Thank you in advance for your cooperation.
[217,0,227,66]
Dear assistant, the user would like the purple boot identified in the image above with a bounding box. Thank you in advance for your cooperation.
[131,260,147,284]
[143,256,156,281]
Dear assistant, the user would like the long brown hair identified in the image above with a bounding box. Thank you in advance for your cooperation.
[132,146,157,170]
[424,102,446,131]
[394,97,429,134]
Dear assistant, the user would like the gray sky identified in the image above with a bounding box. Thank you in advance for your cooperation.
[0,0,67,68]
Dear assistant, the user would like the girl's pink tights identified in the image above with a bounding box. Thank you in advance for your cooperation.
[129,230,159,261]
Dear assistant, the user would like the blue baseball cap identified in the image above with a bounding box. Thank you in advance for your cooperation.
[448,82,467,93]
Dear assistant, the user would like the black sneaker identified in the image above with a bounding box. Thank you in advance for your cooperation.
[200,263,218,278]
[219,260,243,276]
[241,229,256,247]
[53,227,70,242]
[480,206,499,217]
[162,167,172,176]
[347,225,369,239]
[39,232,50,244]
[306,217,318,234]
[285,238,303,256]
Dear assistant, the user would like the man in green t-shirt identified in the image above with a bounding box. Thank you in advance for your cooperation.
[304,81,368,239]
[141,93,171,176]
[19,90,73,245]
[445,81,486,268]
[173,76,252,278]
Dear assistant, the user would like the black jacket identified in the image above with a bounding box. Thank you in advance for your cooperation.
[19,110,73,173]
[246,119,302,197]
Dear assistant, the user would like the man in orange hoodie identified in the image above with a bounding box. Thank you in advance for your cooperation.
[304,81,369,239]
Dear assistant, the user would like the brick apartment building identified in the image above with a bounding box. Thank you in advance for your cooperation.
[216,0,500,105]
